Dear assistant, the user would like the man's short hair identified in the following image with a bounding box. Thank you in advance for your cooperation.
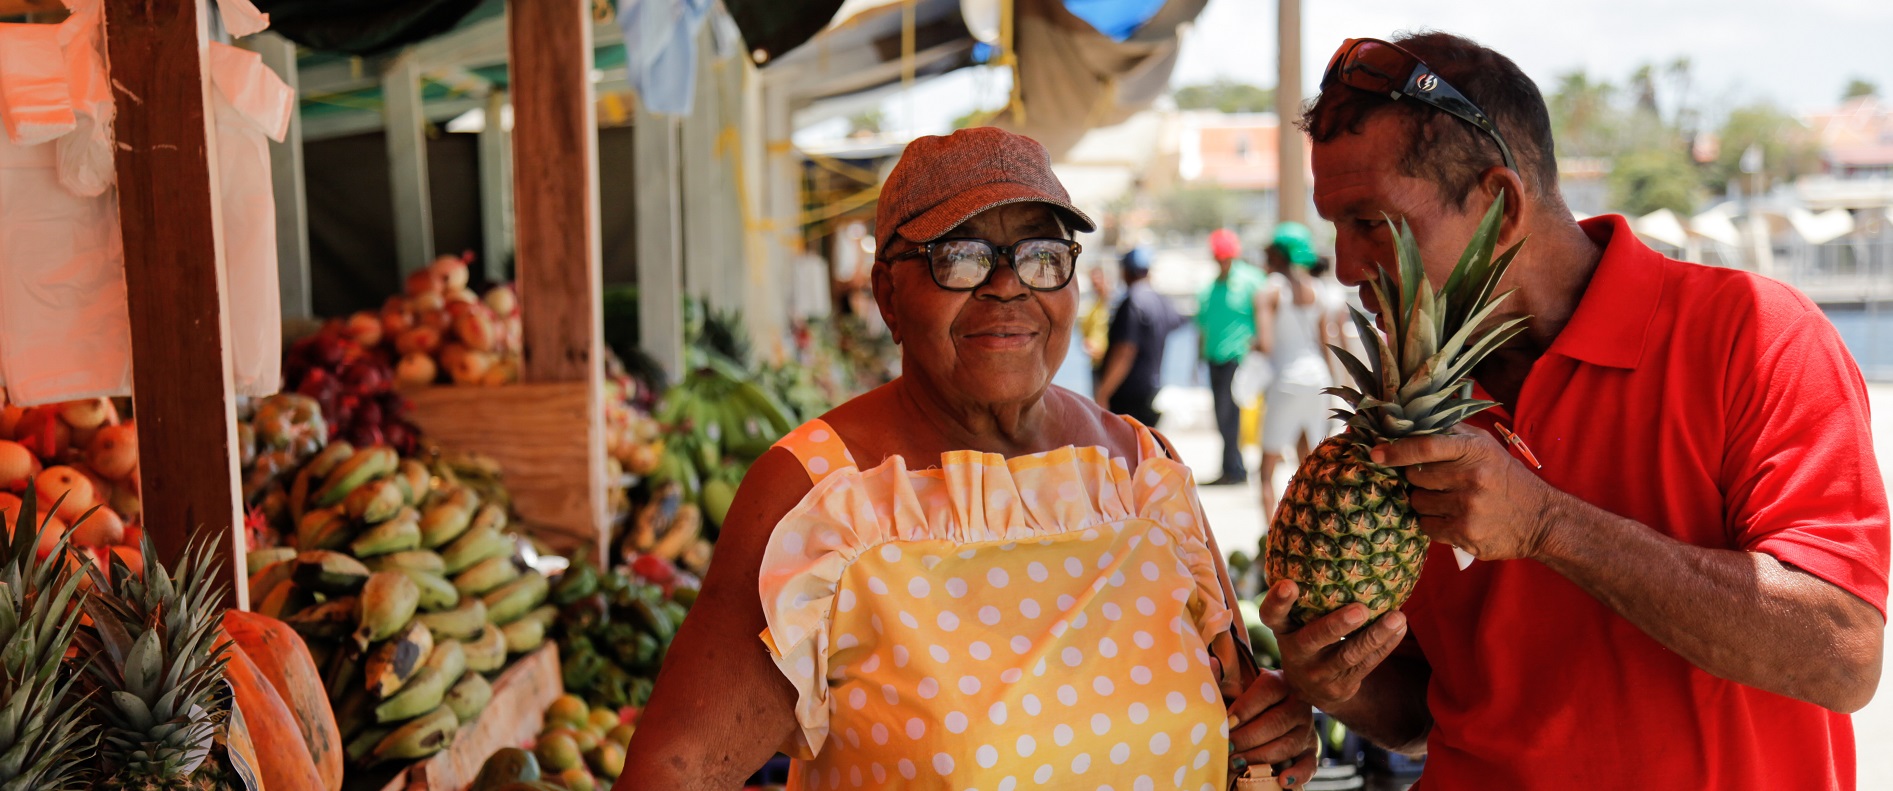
[1299,31,1559,209]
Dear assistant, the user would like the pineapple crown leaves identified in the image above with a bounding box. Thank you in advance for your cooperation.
[74,528,231,780]
[0,484,99,791]
[1325,192,1532,441]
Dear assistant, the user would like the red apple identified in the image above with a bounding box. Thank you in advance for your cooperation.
[345,311,385,347]
[395,353,438,387]
[87,423,138,481]
[0,440,38,490]
[35,466,96,523]
[14,407,70,460]
[57,398,110,431]
[394,326,442,356]
[68,507,124,548]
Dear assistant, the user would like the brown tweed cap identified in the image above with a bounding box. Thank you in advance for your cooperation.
[875,127,1096,254]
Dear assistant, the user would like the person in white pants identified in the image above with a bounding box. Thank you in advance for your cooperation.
[1254,222,1336,521]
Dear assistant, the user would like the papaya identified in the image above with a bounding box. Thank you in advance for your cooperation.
[223,610,345,791]
[218,633,326,791]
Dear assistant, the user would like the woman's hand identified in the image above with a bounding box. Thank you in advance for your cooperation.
[1226,669,1319,788]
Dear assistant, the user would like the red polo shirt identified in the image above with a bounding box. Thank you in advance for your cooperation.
[1401,214,1889,790]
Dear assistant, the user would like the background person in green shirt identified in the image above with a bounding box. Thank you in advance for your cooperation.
[1196,227,1270,485]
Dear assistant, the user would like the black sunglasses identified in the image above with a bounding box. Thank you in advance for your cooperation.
[886,237,1082,292]
[1322,37,1518,173]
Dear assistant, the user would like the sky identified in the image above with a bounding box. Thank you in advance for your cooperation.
[814,0,1893,142]
[1174,0,1893,117]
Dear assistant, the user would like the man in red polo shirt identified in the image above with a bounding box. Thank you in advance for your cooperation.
[1243,31,1889,789]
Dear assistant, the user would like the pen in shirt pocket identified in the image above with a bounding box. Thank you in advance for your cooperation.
[1494,422,1541,470]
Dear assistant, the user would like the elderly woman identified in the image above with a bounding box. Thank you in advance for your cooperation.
[623,128,1317,790]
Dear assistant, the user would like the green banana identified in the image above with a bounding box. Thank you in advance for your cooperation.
[285,596,360,641]
[375,641,466,723]
[401,568,460,612]
[256,579,312,620]
[441,526,512,574]
[345,478,407,524]
[369,705,458,763]
[296,507,353,551]
[468,502,507,534]
[305,440,357,480]
[365,549,446,574]
[246,547,297,575]
[519,604,558,631]
[365,620,434,699]
[346,725,393,764]
[247,559,294,605]
[314,446,398,507]
[419,498,476,549]
[499,616,546,654]
[355,571,421,648]
[461,623,506,672]
[327,646,364,710]
[349,506,422,557]
[396,459,431,506]
[444,672,493,724]
[452,555,521,598]
[292,550,371,594]
[481,571,548,626]
[416,597,488,641]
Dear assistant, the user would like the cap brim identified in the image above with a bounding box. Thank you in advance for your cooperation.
[895,181,1097,246]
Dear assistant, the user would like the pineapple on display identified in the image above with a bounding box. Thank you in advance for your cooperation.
[1264,195,1529,628]
[76,531,247,791]
[0,487,97,791]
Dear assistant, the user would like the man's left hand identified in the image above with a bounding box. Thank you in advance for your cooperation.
[1227,669,1319,787]
[1370,425,1566,562]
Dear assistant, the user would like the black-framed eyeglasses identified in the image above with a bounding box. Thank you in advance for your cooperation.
[886,237,1082,292]
[1322,37,1518,173]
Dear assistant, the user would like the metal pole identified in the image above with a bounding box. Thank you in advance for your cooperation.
[1275,0,1306,225]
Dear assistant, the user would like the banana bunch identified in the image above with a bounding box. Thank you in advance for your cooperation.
[250,440,551,771]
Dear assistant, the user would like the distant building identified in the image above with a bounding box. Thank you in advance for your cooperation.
[1806,96,1893,180]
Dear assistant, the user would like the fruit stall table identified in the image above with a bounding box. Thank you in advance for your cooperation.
[101,0,614,598]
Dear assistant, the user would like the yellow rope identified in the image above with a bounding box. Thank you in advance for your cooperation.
[999,0,1025,124]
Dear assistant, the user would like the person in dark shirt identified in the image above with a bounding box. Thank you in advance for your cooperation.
[1095,246,1182,427]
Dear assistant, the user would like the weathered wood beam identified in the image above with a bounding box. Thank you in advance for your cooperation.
[102,0,248,604]
[384,50,435,274]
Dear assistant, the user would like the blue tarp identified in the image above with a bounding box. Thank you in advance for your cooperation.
[1063,0,1168,41]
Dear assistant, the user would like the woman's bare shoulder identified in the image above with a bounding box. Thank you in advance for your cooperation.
[1048,386,1143,459]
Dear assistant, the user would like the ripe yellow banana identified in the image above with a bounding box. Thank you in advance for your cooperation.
[461,623,506,672]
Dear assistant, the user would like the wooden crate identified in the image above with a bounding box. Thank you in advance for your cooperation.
[377,644,563,791]
[404,382,609,559]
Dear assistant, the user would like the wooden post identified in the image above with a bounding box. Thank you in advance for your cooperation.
[251,32,313,318]
[635,105,685,378]
[102,0,248,605]
[507,0,609,559]
[384,50,435,274]
[1275,0,1306,225]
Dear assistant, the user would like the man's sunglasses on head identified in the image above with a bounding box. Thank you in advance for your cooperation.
[1323,37,1518,173]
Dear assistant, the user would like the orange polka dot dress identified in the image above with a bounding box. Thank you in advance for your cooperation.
[759,417,1241,791]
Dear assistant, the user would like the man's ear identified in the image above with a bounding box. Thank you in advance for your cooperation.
[1477,166,1530,247]
[871,260,901,345]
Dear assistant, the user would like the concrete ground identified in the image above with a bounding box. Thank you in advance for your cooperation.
[1152,384,1893,785]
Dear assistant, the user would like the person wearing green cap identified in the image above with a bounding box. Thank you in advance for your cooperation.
[1255,221,1336,519]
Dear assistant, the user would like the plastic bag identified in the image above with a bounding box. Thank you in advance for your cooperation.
[1231,350,1273,406]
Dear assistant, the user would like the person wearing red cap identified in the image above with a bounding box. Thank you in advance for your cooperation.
[625,128,1319,790]
[1196,228,1269,486]
[1257,31,1887,790]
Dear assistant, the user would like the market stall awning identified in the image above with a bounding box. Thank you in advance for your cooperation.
[252,0,490,55]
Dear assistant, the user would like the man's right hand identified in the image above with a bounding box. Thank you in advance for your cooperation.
[1258,580,1409,709]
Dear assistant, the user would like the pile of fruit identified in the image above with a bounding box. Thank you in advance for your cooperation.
[2,487,341,791]
[1,392,142,559]
[549,556,695,712]
[284,323,422,455]
[339,254,525,389]
[245,441,552,768]
[466,694,634,791]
